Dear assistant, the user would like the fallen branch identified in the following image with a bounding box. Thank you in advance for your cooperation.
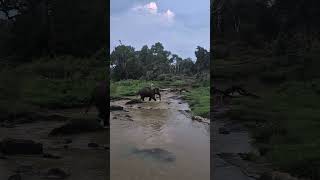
[224,86,260,99]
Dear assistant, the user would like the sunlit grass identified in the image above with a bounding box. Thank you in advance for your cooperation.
[183,86,210,118]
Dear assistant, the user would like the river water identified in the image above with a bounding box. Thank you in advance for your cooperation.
[110,91,210,180]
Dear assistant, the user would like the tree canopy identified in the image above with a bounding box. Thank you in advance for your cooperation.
[110,42,210,81]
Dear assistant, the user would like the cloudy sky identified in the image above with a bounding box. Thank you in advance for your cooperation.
[110,0,210,60]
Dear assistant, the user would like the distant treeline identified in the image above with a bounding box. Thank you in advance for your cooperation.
[110,42,210,81]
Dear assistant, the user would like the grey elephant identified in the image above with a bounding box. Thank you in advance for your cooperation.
[138,87,161,101]
[85,81,109,127]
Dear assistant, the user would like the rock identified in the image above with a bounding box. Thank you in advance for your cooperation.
[46,114,69,121]
[8,174,21,180]
[192,116,203,121]
[110,105,124,111]
[88,143,99,148]
[125,99,143,105]
[132,148,176,162]
[218,127,230,134]
[43,153,61,159]
[45,168,70,179]
[0,138,43,155]
[192,116,210,124]
[49,118,103,136]
[125,115,131,118]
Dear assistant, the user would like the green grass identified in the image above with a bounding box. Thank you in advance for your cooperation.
[110,80,159,97]
[183,86,210,118]
[110,78,194,98]
[0,55,106,118]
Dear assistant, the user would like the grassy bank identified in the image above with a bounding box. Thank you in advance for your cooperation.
[183,86,210,118]
[0,55,106,119]
[110,78,197,97]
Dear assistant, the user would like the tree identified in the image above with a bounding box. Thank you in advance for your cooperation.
[0,0,107,59]
[110,45,136,80]
[195,46,210,73]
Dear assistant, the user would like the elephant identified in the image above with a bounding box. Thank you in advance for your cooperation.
[85,81,109,127]
[138,87,161,101]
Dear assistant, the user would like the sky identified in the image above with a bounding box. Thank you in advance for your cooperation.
[110,0,210,60]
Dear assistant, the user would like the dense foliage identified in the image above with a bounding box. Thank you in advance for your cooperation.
[110,42,210,81]
[0,0,107,58]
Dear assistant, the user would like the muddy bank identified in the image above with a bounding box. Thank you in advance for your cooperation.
[0,109,108,180]
[212,103,271,180]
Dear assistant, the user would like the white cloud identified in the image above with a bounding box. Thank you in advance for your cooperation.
[132,2,175,24]
[132,2,158,14]
[145,2,158,14]
[161,9,175,23]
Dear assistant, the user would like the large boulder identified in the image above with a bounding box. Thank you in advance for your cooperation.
[110,105,124,111]
[44,168,70,179]
[0,138,43,155]
[49,118,103,136]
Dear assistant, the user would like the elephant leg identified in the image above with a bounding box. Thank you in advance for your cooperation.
[96,104,109,127]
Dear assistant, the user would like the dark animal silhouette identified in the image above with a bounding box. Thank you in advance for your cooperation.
[85,81,109,127]
[138,87,161,101]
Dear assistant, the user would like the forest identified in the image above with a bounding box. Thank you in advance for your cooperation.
[0,0,107,113]
[110,42,209,81]
[212,0,320,179]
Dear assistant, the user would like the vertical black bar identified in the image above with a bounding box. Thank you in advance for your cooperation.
[210,0,214,180]
[210,1,214,179]
[106,0,110,179]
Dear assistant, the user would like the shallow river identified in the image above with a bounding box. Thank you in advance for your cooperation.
[110,91,210,180]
